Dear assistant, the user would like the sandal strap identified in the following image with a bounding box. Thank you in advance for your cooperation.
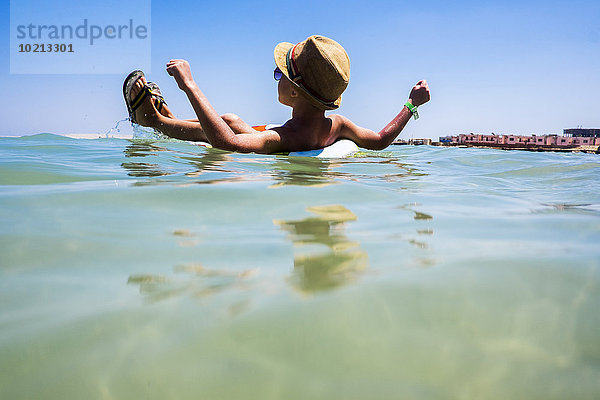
[130,86,152,113]
[149,91,166,113]
[147,83,167,107]
[149,90,167,105]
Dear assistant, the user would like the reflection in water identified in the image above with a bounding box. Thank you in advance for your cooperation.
[178,150,232,178]
[534,203,600,217]
[393,203,436,266]
[127,205,367,311]
[121,141,425,187]
[127,227,259,316]
[121,162,173,177]
[270,155,428,188]
[270,157,338,187]
[122,140,236,183]
[414,211,433,221]
[275,205,368,293]
[122,141,172,177]
[123,141,168,158]
[128,263,258,313]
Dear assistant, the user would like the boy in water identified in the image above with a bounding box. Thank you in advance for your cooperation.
[124,35,430,153]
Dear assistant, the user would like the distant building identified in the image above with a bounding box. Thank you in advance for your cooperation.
[563,128,600,138]
[409,138,432,145]
[392,138,432,145]
[438,131,600,149]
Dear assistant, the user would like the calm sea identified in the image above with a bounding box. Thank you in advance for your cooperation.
[1,133,599,399]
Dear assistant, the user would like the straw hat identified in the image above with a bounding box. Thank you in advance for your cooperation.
[274,35,350,110]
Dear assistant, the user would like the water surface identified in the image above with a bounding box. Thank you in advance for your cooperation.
[1,134,599,399]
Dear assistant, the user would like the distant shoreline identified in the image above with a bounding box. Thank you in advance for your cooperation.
[395,129,600,154]
[433,142,600,154]
[392,138,600,154]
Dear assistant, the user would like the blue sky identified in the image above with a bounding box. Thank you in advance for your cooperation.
[1,0,599,139]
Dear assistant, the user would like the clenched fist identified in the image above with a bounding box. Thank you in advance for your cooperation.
[166,59,196,91]
[409,80,430,107]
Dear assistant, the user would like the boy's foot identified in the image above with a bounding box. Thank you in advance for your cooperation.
[146,82,176,119]
[123,70,174,126]
[129,76,160,127]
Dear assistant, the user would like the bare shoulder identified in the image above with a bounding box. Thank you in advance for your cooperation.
[262,124,299,152]
[269,123,293,140]
[327,114,383,149]
[328,114,367,137]
[327,114,351,138]
[328,113,351,128]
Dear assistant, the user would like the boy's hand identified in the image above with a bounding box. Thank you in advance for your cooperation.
[408,80,430,107]
[166,59,196,91]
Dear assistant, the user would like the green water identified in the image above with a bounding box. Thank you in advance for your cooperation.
[1,134,599,399]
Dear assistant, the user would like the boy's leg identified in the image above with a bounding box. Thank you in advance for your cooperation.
[130,79,207,141]
[130,78,257,141]
[181,115,255,135]
[155,117,210,142]
[156,101,176,119]
[154,114,256,141]
[220,113,257,134]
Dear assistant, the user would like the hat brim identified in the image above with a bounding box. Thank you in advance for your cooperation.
[274,41,341,111]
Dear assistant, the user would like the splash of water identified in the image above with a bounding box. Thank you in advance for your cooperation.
[131,122,165,140]
[104,118,166,140]
[104,118,130,138]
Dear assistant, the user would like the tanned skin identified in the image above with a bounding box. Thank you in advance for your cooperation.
[130,59,430,153]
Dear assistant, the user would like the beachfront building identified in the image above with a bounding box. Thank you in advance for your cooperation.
[457,133,500,145]
[564,128,600,138]
[439,130,600,148]
[562,128,600,146]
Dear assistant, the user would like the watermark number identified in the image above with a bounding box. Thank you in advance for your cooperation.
[18,43,74,53]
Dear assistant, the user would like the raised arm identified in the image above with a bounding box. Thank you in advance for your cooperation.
[166,59,283,154]
[340,80,430,150]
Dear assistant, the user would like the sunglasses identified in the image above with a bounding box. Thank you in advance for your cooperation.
[274,67,283,81]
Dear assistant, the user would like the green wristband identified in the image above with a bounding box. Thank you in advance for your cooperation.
[405,101,419,120]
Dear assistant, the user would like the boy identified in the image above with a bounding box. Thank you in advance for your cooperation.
[124,35,430,154]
